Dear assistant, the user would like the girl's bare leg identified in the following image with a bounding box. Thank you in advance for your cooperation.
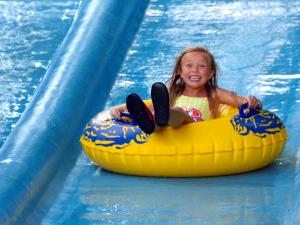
[168,107,194,128]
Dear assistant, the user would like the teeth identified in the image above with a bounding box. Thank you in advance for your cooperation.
[189,75,200,81]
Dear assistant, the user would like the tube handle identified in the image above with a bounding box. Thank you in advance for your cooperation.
[114,112,137,125]
[239,103,258,118]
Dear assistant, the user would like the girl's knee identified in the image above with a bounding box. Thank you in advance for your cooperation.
[169,107,193,127]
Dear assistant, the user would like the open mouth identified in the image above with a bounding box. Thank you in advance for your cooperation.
[189,75,201,81]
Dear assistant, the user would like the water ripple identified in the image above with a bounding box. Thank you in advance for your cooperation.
[0,1,79,147]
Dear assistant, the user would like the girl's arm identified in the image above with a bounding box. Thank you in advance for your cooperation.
[215,88,262,109]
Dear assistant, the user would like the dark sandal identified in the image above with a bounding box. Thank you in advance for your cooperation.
[126,93,155,134]
[151,82,170,126]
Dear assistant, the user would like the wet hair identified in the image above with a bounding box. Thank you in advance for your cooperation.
[166,46,219,118]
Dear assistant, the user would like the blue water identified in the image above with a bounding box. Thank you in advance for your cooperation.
[0,0,79,147]
[1,0,300,224]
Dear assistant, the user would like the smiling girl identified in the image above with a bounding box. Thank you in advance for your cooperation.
[112,46,262,134]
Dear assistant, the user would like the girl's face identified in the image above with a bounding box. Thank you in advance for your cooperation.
[179,51,213,91]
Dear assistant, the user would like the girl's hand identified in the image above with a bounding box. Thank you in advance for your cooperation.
[111,104,127,119]
[245,96,263,110]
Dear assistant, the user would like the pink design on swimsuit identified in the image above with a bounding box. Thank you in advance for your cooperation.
[187,108,202,122]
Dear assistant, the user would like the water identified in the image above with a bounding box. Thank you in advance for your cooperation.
[1,0,300,224]
[0,0,79,147]
[107,0,300,107]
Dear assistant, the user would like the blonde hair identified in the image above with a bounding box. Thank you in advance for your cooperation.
[166,46,219,118]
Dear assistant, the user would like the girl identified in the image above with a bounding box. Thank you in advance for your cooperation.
[111,46,262,134]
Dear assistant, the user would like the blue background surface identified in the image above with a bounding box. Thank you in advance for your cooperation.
[0,0,300,224]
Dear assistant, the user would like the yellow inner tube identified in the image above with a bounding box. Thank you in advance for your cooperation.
[80,104,287,177]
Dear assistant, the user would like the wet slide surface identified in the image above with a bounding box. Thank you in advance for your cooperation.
[1,0,300,224]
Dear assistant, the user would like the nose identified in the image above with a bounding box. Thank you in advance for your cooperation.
[192,64,200,72]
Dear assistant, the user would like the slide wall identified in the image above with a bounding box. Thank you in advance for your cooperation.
[0,1,149,224]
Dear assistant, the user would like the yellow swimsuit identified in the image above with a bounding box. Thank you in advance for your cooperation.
[175,95,213,121]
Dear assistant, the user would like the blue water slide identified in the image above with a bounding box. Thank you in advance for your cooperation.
[0,0,149,224]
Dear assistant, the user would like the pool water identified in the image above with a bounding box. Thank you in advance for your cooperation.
[0,0,79,147]
[1,0,300,224]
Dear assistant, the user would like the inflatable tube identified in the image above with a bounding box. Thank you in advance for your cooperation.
[0,1,149,224]
[81,103,288,177]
